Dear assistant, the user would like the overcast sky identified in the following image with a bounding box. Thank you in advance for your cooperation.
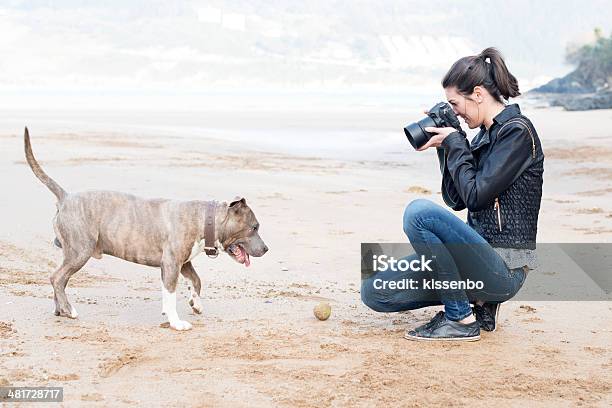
[1,1,610,110]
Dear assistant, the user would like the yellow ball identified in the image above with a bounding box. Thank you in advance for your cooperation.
[313,302,331,321]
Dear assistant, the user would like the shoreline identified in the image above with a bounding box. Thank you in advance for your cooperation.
[1,105,611,406]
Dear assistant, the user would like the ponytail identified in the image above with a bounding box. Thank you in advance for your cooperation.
[442,47,520,102]
[479,47,521,99]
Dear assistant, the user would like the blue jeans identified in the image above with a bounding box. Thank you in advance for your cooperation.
[361,199,526,321]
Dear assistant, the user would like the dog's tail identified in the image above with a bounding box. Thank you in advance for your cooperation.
[24,127,67,201]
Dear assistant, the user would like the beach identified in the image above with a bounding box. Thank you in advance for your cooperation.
[1,105,611,406]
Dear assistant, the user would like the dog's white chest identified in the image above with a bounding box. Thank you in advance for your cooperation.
[187,239,206,262]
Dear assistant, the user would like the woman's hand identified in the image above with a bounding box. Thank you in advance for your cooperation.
[417,127,457,151]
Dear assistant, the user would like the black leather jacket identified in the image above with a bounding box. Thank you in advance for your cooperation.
[437,104,544,249]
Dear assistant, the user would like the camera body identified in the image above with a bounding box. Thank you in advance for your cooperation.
[404,102,463,150]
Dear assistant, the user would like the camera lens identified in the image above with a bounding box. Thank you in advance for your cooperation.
[404,116,436,150]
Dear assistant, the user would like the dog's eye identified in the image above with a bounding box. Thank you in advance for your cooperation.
[252,225,259,231]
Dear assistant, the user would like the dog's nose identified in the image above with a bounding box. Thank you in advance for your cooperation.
[263,245,268,253]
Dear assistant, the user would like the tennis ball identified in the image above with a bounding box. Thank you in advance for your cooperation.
[314,302,331,321]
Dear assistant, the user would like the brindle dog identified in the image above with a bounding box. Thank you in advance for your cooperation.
[24,128,268,330]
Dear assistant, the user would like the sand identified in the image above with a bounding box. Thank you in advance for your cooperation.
[0,106,611,407]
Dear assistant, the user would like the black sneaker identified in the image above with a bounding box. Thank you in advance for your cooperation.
[473,303,500,332]
[404,314,480,342]
[412,311,445,332]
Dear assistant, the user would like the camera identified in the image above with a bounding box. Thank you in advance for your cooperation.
[403,102,463,150]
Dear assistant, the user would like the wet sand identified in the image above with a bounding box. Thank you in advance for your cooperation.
[1,107,611,406]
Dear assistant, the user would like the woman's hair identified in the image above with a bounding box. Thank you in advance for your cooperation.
[442,47,520,102]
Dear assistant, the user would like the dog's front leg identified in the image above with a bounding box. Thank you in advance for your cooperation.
[161,257,192,331]
[180,262,203,314]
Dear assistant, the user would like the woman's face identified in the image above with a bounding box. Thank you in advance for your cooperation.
[444,86,482,129]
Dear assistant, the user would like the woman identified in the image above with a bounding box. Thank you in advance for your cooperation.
[361,47,544,341]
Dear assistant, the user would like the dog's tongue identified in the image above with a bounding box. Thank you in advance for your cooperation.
[238,246,251,268]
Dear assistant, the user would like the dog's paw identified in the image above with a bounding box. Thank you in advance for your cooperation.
[188,295,203,314]
[190,302,203,314]
[69,305,79,319]
[170,320,192,331]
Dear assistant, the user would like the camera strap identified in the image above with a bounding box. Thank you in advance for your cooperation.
[437,147,464,210]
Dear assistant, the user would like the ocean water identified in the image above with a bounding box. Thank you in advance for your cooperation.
[0,89,456,161]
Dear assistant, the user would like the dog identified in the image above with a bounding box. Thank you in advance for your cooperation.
[24,128,268,330]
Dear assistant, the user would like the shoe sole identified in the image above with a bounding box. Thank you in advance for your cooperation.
[403,332,481,342]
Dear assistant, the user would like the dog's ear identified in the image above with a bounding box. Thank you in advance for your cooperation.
[229,197,246,208]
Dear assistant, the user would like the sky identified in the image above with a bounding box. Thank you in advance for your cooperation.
[1,0,610,110]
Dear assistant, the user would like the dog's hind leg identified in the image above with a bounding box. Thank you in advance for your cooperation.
[51,222,95,318]
[180,262,203,314]
[50,253,91,318]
